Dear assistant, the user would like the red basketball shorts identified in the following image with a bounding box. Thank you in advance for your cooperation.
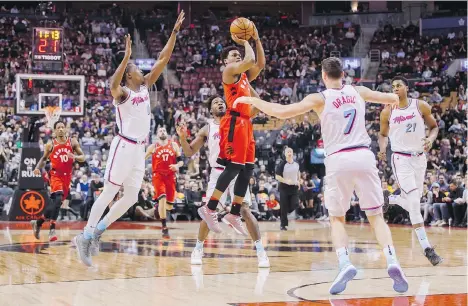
[218,111,255,165]
[152,172,176,203]
[49,173,72,198]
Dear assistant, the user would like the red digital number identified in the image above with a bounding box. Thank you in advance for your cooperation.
[38,39,47,53]
[53,40,59,53]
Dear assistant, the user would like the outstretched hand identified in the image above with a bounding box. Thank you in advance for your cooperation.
[124,34,132,59]
[173,10,185,33]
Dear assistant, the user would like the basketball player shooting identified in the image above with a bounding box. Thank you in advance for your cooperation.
[32,121,85,242]
[235,57,410,295]
[378,76,442,266]
[177,94,270,268]
[73,11,184,267]
[145,127,183,239]
[197,21,265,235]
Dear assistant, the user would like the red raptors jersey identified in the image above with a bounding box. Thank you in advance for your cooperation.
[50,138,73,176]
[152,141,177,175]
[223,72,251,117]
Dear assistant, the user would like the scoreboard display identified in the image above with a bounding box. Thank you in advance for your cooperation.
[32,28,64,72]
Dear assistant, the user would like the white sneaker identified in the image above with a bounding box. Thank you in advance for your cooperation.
[437,220,447,227]
[257,251,270,268]
[329,264,357,295]
[191,248,203,265]
[317,216,325,221]
[324,216,330,221]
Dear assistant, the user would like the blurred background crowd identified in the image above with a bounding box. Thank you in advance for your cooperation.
[0,2,466,227]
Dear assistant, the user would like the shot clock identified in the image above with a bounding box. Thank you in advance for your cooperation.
[32,28,64,72]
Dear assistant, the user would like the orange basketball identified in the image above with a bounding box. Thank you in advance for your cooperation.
[230,17,255,41]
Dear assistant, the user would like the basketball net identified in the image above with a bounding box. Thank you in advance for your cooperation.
[44,106,62,129]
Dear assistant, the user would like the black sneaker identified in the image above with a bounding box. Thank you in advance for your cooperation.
[162,227,170,239]
[30,220,41,240]
[280,226,288,231]
[424,247,443,266]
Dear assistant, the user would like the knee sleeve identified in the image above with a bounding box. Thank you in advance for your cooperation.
[233,165,254,197]
[406,190,424,225]
[215,163,242,192]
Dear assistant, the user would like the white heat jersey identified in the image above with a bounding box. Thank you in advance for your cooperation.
[388,98,425,153]
[207,119,222,168]
[114,85,151,141]
[319,85,371,155]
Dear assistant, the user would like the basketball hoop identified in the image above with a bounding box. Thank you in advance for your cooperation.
[44,106,62,129]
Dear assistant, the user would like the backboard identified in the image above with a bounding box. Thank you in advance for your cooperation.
[15,74,85,117]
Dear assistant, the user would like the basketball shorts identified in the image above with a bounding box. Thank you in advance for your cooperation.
[218,112,255,166]
[323,148,384,217]
[49,173,72,198]
[203,167,252,209]
[152,172,176,203]
[391,153,426,196]
[105,135,145,188]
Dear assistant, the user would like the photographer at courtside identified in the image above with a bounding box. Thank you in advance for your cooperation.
[275,147,301,231]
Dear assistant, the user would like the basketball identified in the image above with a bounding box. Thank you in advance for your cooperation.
[230,17,255,41]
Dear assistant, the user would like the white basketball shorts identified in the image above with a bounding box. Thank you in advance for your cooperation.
[391,153,426,197]
[324,148,383,217]
[203,167,252,209]
[104,135,146,188]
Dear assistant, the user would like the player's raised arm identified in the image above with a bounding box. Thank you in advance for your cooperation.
[246,24,265,82]
[235,93,324,120]
[145,144,156,160]
[176,122,207,157]
[378,106,392,161]
[223,36,256,80]
[110,34,132,101]
[418,100,439,151]
[354,86,399,105]
[70,138,86,162]
[144,11,185,87]
[33,142,53,175]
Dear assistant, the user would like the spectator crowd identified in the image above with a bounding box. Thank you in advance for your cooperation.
[0,5,466,227]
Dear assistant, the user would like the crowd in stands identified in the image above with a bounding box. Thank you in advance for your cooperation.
[0,6,466,227]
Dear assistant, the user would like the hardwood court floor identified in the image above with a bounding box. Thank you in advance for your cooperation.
[0,220,466,306]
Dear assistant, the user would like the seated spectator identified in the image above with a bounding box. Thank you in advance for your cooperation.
[429,88,443,104]
[128,184,155,221]
[420,183,433,225]
[381,49,390,60]
[265,193,280,221]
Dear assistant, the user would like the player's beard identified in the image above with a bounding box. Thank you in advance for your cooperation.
[159,135,167,141]
[215,110,226,117]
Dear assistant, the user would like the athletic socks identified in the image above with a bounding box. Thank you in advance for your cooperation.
[254,240,265,254]
[336,247,351,270]
[195,240,204,251]
[383,245,398,266]
[230,202,242,216]
[207,198,219,211]
[50,221,56,231]
[83,226,95,240]
[36,216,45,227]
[414,227,431,250]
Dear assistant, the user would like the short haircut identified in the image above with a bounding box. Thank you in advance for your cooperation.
[221,46,240,63]
[54,120,64,129]
[321,57,343,79]
[206,95,224,110]
[391,76,409,86]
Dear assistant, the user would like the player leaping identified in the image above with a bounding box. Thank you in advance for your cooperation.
[145,126,184,239]
[378,76,442,266]
[73,11,185,267]
[177,95,270,268]
[32,121,85,241]
[197,22,265,234]
[235,57,409,295]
